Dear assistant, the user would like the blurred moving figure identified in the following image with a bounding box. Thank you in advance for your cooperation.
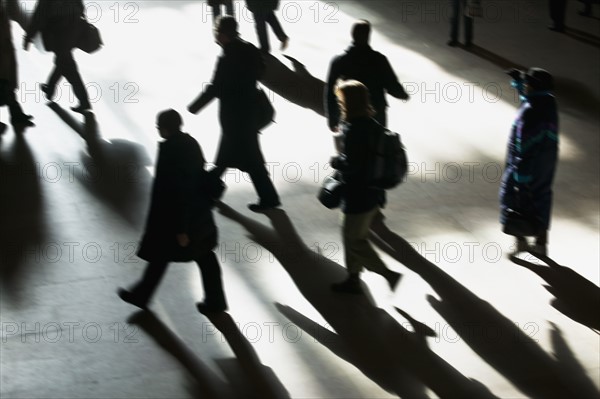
[501,68,559,257]
[23,0,91,113]
[325,20,409,132]
[118,109,228,314]
[0,0,33,134]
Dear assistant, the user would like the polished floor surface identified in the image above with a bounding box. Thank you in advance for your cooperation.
[1,1,599,398]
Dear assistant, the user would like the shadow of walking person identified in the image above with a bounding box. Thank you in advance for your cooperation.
[368,217,597,398]
[0,132,46,306]
[127,310,233,399]
[47,103,153,229]
[203,311,291,399]
[260,54,325,116]
[510,253,600,332]
[216,203,497,398]
[127,310,290,398]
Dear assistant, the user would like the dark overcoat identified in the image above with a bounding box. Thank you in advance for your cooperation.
[0,5,17,90]
[137,132,217,263]
[189,38,265,171]
[26,0,84,52]
[500,93,559,230]
[325,44,409,129]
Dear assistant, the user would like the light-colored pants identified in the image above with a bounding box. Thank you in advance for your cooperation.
[343,207,387,275]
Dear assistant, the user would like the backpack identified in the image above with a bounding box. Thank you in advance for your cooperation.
[368,125,408,189]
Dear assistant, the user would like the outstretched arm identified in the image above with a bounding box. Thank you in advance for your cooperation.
[382,56,409,100]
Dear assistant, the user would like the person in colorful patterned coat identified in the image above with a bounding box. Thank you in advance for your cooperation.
[500,67,559,257]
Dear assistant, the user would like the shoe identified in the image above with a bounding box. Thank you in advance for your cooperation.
[41,84,56,101]
[447,39,459,47]
[196,301,227,314]
[280,37,289,51]
[331,277,362,295]
[386,271,402,291]
[11,114,35,128]
[117,288,148,310]
[530,244,547,257]
[71,104,92,114]
[247,201,280,213]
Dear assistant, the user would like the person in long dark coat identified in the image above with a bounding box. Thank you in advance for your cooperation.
[23,0,91,113]
[325,20,409,132]
[0,1,33,133]
[245,0,288,52]
[500,68,559,257]
[188,16,280,212]
[118,109,228,313]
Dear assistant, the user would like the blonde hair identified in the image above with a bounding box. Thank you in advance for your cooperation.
[334,80,375,122]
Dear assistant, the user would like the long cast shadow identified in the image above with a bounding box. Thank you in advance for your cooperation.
[217,203,497,398]
[368,218,599,398]
[204,312,290,399]
[261,54,325,116]
[128,310,290,399]
[0,132,46,305]
[47,103,152,229]
[509,253,600,332]
[127,311,232,399]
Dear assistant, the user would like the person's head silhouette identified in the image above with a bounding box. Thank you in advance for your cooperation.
[351,20,371,46]
[214,15,238,47]
[156,109,182,139]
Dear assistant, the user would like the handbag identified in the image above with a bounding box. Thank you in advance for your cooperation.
[502,208,542,237]
[318,172,344,209]
[77,18,103,54]
[255,87,275,131]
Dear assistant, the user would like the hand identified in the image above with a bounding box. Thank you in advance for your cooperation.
[176,233,190,247]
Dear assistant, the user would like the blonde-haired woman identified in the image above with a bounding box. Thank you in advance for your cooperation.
[330,80,401,294]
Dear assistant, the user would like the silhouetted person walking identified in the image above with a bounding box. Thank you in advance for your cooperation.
[23,0,91,113]
[0,1,33,134]
[245,0,289,52]
[208,0,234,21]
[501,68,559,257]
[118,109,228,313]
[325,20,409,132]
[329,80,401,294]
[548,0,567,31]
[447,0,476,47]
[188,16,280,212]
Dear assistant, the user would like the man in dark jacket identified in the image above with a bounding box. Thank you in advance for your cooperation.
[118,109,227,313]
[23,0,91,113]
[325,19,409,132]
[500,68,559,257]
[245,0,288,52]
[188,16,280,212]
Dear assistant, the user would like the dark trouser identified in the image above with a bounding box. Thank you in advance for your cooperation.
[131,251,227,308]
[48,47,90,108]
[0,80,28,125]
[252,10,287,52]
[211,0,234,19]
[549,0,567,29]
[449,0,473,43]
[214,163,280,206]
